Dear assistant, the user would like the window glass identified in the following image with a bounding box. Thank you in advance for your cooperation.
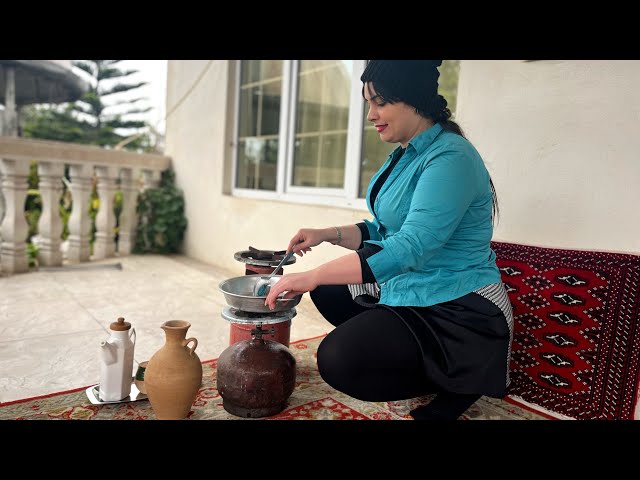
[291,60,352,189]
[240,60,282,84]
[236,60,283,190]
[237,137,278,190]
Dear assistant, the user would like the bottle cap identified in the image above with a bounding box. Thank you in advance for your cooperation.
[110,317,131,331]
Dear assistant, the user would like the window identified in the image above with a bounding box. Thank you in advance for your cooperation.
[236,60,283,191]
[292,60,352,189]
[233,60,460,208]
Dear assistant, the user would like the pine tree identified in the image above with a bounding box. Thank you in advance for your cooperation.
[22,60,158,152]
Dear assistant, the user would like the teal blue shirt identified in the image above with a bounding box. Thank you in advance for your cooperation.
[363,123,501,307]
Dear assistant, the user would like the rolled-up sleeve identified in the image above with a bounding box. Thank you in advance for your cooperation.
[365,150,478,284]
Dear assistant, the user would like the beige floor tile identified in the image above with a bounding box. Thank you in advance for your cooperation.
[0,254,332,403]
[0,299,103,340]
[0,275,72,305]
[0,329,104,403]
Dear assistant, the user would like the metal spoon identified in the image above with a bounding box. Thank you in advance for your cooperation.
[253,250,295,297]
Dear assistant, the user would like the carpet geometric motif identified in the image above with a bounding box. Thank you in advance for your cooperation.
[491,240,640,419]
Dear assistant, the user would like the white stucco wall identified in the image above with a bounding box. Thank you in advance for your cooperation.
[165,61,368,275]
[456,60,640,254]
[166,60,640,276]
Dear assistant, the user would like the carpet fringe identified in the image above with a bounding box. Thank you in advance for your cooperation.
[506,395,575,420]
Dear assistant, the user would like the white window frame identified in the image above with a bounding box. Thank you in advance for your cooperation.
[231,60,369,212]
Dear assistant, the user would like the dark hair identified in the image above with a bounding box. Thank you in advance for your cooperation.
[363,81,499,224]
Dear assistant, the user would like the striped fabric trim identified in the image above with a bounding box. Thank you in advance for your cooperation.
[474,282,514,388]
[347,283,381,299]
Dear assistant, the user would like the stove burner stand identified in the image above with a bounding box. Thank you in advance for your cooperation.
[231,247,297,346]
[222,305,295,346]
[234,246,296,275]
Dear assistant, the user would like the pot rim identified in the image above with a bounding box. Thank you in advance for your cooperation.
[162,320,191,329]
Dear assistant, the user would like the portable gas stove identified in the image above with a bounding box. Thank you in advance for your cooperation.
[230,247,297,346]
[221,305,297,344]
[217,277,299,418]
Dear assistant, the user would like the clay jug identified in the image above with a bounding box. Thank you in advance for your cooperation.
[144,320,203,420]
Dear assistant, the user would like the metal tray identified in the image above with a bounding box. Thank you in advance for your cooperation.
[85,381,148,405]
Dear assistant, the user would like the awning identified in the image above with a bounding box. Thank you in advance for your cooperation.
[0,60,90,105]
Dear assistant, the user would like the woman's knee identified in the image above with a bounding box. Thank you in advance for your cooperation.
[317,334,347,387]
[316,333,339,380]
[316,332,366,397]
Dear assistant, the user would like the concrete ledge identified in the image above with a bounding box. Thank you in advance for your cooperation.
[0,137,171,171]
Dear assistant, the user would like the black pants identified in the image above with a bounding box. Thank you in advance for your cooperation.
[311,285,482,420]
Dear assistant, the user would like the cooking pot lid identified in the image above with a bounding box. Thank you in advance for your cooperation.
[234,247,297,267]
[221,306,296,325]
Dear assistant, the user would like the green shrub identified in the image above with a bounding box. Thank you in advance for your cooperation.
[25,162,41,241]
[133,169,187,254]
[26,242,39,268]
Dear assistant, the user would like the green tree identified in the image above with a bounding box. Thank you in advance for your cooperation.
[20,104,94,143]
[22,60,157,151]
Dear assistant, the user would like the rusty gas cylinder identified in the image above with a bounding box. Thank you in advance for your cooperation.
[216,325,296,418]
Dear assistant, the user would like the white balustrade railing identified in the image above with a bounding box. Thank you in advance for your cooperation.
[0,137,171,275]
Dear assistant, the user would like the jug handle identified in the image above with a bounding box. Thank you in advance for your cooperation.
[130,327,137,346]
[183,337,198,356]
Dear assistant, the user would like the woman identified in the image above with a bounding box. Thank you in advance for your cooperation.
[264,60,513,420]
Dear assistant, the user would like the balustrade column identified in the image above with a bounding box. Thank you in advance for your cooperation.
[93,166,119,259]
[0,159,29,273]
[118,168,140,255]
[142,169,161,190]
[37,162,64,266]
[66,164,93,262]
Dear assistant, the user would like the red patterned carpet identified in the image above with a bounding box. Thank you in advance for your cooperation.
[4,241,636,421]
[0,335,544,420]
[492,241,640,420]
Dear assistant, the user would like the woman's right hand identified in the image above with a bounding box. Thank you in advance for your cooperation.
[287,228,329,257]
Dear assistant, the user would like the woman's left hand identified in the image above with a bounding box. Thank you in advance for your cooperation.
[264,271,318,310]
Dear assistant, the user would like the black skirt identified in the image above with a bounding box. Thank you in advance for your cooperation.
[362,292,512,398]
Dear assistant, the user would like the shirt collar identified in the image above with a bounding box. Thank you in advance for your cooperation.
[407,123,444,155]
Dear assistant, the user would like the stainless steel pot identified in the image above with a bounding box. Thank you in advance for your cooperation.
[218,275,302,313]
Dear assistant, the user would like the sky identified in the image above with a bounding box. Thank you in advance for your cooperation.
[116,60,167,135]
